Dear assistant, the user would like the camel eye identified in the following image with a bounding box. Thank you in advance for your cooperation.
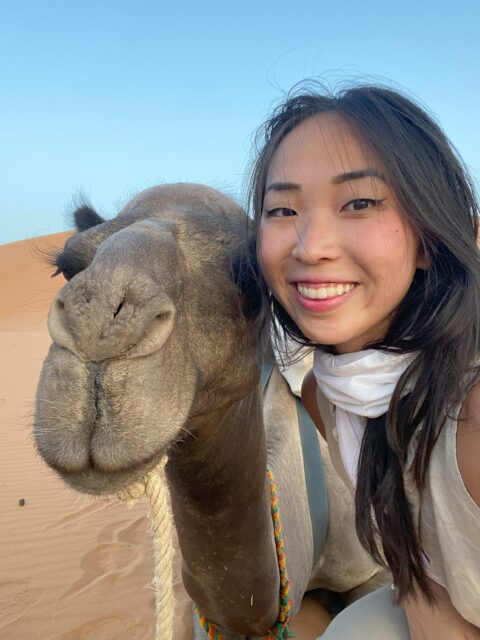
[52,254,83,282]
[58,268,76,281]
[51,265,76,281]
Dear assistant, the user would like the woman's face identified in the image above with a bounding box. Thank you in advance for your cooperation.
[258,113,426,353]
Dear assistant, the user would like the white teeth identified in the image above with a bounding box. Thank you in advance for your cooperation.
[297,283,355,300]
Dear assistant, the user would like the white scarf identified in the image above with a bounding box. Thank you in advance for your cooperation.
[313,349,417,486]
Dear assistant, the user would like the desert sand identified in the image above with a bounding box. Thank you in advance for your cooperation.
[0,232,329,639]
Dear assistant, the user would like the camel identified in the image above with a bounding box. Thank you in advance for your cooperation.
[34,184,386,639]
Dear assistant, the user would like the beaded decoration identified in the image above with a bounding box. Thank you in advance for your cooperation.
[194,466,294,639]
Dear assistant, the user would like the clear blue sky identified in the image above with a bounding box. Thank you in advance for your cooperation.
[1,0,479,244]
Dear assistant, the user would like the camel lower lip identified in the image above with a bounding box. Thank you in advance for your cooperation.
[61,468,144,496]
[292,283,356,311]
[53,452,166,495]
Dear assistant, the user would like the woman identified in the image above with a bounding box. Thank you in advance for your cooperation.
[249,83,480,638]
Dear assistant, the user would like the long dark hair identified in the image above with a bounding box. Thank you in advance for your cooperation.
[248,82,480,601]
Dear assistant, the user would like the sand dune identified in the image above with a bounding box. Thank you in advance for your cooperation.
[0,232,191,639]
[0,233,328,639]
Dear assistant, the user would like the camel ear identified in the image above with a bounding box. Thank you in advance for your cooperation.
[230,236,265,319]
[73,206,105,232]
[416,240,430,271]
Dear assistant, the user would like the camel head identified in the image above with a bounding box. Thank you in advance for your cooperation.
[35,184,264,495]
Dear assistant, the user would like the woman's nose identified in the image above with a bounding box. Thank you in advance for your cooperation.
[291,213,341,263]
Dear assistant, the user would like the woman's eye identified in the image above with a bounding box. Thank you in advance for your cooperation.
[343,198,384,212]
[264,207,297,217]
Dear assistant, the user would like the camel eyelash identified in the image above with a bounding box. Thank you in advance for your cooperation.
[32,245,64,277]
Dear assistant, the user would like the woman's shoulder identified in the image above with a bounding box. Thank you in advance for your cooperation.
[418,380,480,625]
[456,379,480,508]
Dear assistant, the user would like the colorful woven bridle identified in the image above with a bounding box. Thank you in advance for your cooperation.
[194,466,294,639]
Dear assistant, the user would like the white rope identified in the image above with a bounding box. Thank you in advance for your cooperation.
[117,457,175,640]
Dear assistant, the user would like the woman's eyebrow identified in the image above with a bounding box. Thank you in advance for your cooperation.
[265,169,386,195]
[264,182,301,194]
[332,168,386,184]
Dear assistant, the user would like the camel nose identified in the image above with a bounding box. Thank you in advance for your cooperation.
[48,273,176,361]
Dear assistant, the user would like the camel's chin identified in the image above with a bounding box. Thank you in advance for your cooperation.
[48,448,168,496]
[57,465,156,496]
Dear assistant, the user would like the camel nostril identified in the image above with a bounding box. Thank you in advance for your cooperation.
[48,295,78,354]
[126,302,176,358]
[113,299,125,319]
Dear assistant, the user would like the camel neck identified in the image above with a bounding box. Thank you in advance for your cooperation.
[166,386,281,635]
[167,388,267,513]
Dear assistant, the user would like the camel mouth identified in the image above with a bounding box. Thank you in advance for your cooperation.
[47,448,160,476]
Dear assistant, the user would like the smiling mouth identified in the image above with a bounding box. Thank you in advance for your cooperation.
[296,282,356,300]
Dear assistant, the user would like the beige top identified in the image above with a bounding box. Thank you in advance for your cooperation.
[316,388,480,626]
